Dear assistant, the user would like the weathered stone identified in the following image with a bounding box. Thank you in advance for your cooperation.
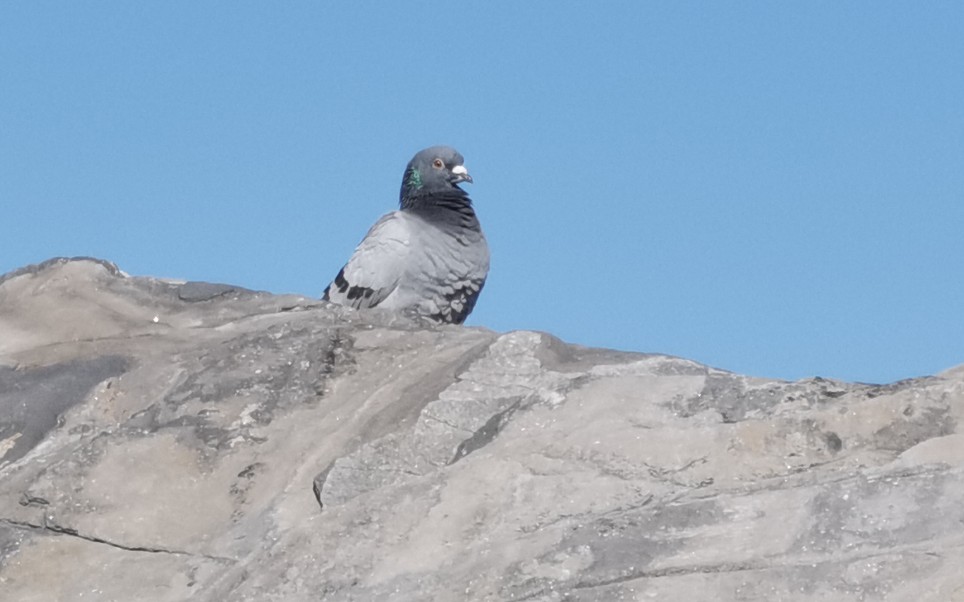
[0,257,962,601]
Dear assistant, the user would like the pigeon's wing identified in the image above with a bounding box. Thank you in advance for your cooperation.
[323,211,412,309]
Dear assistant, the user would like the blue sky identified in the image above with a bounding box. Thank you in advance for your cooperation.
[2,3,962,384]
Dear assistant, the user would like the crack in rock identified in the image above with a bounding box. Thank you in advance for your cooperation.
[449,398,523,464]
[0,517,235,563]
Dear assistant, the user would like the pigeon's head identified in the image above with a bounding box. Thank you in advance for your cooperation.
[400,146,472,204]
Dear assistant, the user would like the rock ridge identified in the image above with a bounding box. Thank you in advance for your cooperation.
[0,257,962,601]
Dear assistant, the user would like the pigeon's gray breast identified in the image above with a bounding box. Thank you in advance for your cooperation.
[323,209,488,324]
[399,210,489,323]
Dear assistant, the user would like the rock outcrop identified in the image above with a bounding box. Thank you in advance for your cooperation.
[1,257,962,601]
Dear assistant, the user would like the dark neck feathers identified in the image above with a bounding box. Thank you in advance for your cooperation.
[401,188,481,231]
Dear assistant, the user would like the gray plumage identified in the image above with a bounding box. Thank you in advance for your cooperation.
[323,146,489,324]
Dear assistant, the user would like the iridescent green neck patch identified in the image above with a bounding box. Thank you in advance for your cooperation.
[407,168,423,190]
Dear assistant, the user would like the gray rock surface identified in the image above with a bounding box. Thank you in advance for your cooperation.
[1,257,962,601]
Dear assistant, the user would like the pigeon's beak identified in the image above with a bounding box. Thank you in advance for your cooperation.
[451,164,473,184]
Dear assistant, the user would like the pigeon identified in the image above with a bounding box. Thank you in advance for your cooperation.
[323,146,489,324]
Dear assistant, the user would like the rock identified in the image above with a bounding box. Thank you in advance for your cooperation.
[0,257,962,601]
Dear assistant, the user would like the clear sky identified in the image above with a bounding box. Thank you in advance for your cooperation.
[2,3,962,384]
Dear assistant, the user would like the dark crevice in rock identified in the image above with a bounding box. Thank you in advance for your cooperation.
[0,518,235,563]
[823,430,844,452]
[312,459,429,510]
[449,398,523,465]
[312,462,334,509]
[18,493,49,507]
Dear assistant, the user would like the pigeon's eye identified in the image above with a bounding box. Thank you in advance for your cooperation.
[432,158,444,169]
